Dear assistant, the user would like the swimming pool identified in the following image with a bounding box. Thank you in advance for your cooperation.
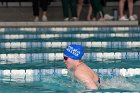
[0,26,140,92]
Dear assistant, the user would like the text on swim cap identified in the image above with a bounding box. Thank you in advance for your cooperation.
[66,46,80,57]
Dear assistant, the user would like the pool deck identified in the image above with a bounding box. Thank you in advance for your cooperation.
[0,21,138,27]
[0,5,139,27]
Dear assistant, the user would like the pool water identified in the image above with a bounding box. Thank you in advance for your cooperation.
[0,68,140,93]
[0,27,140,92]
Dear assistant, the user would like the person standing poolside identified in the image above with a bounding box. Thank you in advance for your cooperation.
[61,0,78,21]
[119,0,136,21]
[90,0,104,20]
[32,0,48,22]
[63,44,100,90]
[77,0,92,20]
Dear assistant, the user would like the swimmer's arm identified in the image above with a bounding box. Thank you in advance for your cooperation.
[84,81,98,90]
[74,72,98,90]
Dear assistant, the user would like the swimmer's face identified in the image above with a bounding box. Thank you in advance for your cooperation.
[63,56,73,69]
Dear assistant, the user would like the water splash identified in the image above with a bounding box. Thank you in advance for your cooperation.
[100,76,138,91]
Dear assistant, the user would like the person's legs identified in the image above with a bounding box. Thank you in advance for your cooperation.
[70,0,77,20]
[40,0,48,21]
[77,0,84,19]
[90,0,96,17]
[32,0,39,21]
[119,0,130,20]
[62,0,69,20]
[77,0,92,20]
[124,0,128,12]
[87,2,92,20]
[119,0,125,18]
[90,0,103,20]
[128,0,133,17]
[128,0,136,20]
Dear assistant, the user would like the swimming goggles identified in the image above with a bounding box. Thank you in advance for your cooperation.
[64,56,68,60]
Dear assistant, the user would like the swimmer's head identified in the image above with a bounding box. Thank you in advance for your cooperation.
[64,44,84,60]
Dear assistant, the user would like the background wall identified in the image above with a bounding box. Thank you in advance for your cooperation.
[0,1,139,23]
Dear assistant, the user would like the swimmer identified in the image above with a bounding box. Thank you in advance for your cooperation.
[63,44,100,90]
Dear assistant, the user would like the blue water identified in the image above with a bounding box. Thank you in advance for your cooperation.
[0,68,140,93]
[0,27,140,92]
